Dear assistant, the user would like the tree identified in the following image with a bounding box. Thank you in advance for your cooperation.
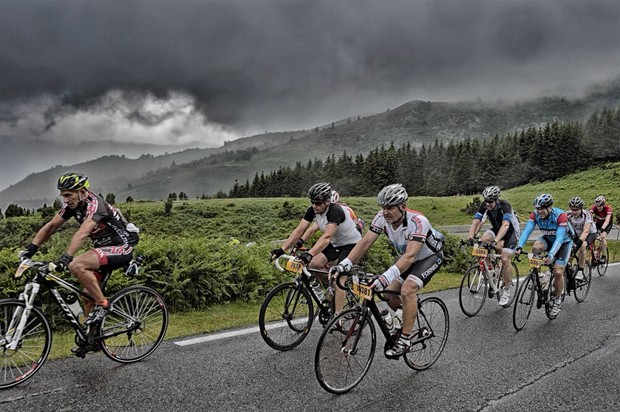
[105,193,116,204]
[126,196,134,202]
[164,197,173,216]
[4,204,25,218]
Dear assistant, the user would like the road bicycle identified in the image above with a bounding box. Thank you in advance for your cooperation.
[258,254,358,351]
[458,241,520,316]
[564,245,592,302]
[587,232,609,276]
[513,251,568,331]
[0,258,169,389]
[314,267,449,394]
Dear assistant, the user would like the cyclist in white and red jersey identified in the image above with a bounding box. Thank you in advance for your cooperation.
[590,195,613,263]
[567,196,597,280]
[19,173,139,325]
[331,183,445,357]
[270,183,362,311]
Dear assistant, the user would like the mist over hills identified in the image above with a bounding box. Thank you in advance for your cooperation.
[2,80,620,210]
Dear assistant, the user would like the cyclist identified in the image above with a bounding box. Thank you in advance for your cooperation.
[270,183,362,311]
[19,173,139,325]
[331,183,445,357]
[590,195,613,263]
[465,186,520,307]
[566,196,597,281]
[515,194,573,317]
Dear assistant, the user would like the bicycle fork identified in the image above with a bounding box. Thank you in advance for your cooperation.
[341,309,369,356]
[4,283,40,351]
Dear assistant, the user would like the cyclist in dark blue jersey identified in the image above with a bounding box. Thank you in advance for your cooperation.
[515,194,573,317]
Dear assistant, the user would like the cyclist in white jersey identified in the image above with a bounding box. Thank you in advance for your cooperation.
[331,184,445,357]
[270,183,362,311]
[567,196,597,280]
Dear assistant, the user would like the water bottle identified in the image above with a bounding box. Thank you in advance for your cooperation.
[393,308,403,331]
[380,309,394,331]
[66,294,84,323]
[126,256,143,277]
[310,278,325,301]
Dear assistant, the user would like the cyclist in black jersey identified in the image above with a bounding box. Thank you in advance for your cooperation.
[19,173,139,325]
[466,186,520,307]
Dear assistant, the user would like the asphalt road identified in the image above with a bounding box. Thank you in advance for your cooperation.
[2,266,620,412]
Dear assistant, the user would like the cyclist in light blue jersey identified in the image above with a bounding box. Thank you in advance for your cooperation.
[515,194,573,317]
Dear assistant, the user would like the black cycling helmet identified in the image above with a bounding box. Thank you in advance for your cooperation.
[308,182,332,202]
[482,186,501,201]
[377,183,408,207]
[57,172,90,191]
[568,196,585,209]
[533,193,553,209]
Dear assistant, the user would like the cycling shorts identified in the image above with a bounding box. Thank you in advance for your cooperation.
[320,243,356,263]
[482,229,517,252]
[585,232,597,245]
[399,251,444,288]
[538,237,571,267]
[595,221,612,234]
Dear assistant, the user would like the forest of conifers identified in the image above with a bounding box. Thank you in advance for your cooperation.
[225,106,620,198]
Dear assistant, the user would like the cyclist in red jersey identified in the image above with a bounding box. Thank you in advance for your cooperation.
[590,195,613,262]
[19,173,139,325]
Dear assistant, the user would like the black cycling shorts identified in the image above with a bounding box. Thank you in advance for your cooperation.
[320,243,356,263]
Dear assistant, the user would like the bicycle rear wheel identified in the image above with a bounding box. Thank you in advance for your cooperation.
[513,276,535,331]
[497,261,520,307]
[458,266,487,317]
[315,307,376,394]
[404,297,449,371]
[258,282,314,351]
[574,263,592,302]
[101,286,168,363]
[0,299,51,389]
[597,245,609,276]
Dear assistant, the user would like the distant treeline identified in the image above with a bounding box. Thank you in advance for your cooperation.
[223,107,620,198]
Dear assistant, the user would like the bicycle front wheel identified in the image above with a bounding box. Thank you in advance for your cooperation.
[101,286,169,363]
[315,307,376,394]
[458,266,487,317]
[404,297,449,371]
[597,245,609,276]
[574,263,592,303]
[258,282,314,351]
[0,299,52,389]
[513,276,535,331]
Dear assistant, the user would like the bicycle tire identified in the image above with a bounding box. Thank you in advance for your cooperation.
[497,261,520,307]
[574,263,592,303]
[404,296,449,371]
[258,282,314,351]
[315,307,376,394]
[0,299,52,389]
[513,276,535,331]
[458,265,487,317]
[100,286,168,363]
[597,245,609,276]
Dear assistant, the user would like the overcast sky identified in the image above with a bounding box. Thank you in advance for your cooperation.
[2,0,620,148]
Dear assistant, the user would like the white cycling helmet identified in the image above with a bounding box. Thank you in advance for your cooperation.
[377,183,408,207]
[594,195,606,207]
[568,196,585,209]
[308,182,332,202]
[482,186,501,201]
[330,190,340,203]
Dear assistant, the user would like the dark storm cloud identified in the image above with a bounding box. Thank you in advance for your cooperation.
[2,0,620,133]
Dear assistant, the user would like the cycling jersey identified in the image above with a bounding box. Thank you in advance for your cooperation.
[590,204,613,229]
[474,199,520,239]
[303,203,362,247]
[517,207,572,258]
[567,209,597,237]
[369,208,445,261]
[59,192,138,248]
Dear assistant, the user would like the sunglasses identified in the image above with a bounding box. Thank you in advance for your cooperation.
[311,201,324,206]
[484,200,494,204]
[570,208,581,212]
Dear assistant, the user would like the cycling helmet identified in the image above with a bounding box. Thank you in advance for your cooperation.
[377,183,408,207]
[568,196,585,209]
[330,190,340,204]
[482,186,501,201]
[307,182,332,202]
[594,195,606,207]
[57,172,89,191]
[533,193,553,209]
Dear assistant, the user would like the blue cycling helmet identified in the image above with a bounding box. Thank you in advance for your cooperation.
[533,194,553,209]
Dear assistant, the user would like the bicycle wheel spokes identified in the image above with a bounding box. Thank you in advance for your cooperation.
[597,246,609,276]
[404,297,449,371]
[0,301,51,389]
[574,264,592,302]
[513,276,535,331]
[258,282,313,351]
[315,308,376,394]
[101,286,168,363]
[458,266,487,317]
